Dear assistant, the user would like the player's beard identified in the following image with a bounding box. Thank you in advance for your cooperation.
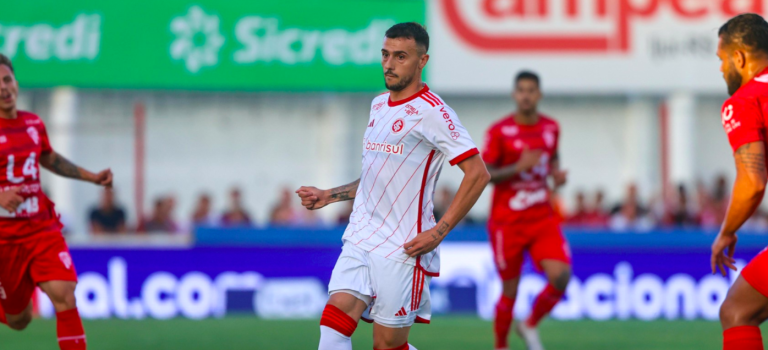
[385,71,415,92]
[726,60,743,96]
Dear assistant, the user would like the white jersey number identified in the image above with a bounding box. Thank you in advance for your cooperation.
[3,153,40,217]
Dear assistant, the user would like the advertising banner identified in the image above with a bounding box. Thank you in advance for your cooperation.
[38,235,766,321]
[427,0,763,94]
[2,0,424,90]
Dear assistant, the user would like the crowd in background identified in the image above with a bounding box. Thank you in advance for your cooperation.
[86,174,767,234]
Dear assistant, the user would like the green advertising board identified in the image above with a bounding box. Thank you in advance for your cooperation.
[1,0,424,90]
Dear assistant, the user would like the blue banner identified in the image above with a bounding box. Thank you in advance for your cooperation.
[42,230,767,321]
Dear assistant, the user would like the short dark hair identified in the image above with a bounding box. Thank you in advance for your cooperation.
[0,54,13,73]
[385,22,429,53]
[719,13,768,54]
[515,71,540,88]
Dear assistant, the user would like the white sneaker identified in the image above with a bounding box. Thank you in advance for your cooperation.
[514,321,545,350]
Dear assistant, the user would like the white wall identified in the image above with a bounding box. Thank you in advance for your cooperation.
[18,89,735,234]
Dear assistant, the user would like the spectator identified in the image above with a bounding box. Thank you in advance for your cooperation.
[609,183,654,231]
[269,187,301,226]
[586,190,610,226]
[141,196,179,233]
[191,193,214,227]
[663,184,698,226]
[566,191,590,225]
[221,187,253,227]
[88,188,127,234]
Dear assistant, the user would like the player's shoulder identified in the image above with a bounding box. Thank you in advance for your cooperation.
[538,114,560,130]
[17,111,45,125]
[487,114,516,133]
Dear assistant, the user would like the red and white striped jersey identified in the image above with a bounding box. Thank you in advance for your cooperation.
[0,111,62,240]
[342,85,479,277]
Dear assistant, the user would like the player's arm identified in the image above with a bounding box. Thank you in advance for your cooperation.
[404,155,490,257]
[549,151,567,188]
[486,147,543,184]
[296,179,360,211]
[712,141,767,275]
[39,151,112,187]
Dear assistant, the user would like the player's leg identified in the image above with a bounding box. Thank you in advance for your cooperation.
[526,259,571,327]
[490,224,525,350]
[0,241,35,330]
[320,243,374,350]
[719,249,768,350]
[4,301,33,330]
[29,235,85,350]
[368,254,427,350]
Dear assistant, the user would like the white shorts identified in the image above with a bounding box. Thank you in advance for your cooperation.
[328,242,432,328]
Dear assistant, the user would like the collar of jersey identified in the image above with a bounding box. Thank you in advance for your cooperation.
[388,84,430,107]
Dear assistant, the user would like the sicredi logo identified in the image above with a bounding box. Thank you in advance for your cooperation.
[0,14,101,61]
[442,0,762,52]
[170,6,395,73]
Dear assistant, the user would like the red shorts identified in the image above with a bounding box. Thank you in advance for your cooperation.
[489,217,571,280]
[0,233,77,314]
[741,246,768,298]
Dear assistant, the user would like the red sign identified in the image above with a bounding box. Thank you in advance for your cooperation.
[442,0,762,53]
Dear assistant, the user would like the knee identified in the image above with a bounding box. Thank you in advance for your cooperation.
[550,268,571,292]
[720,297,760,329]
[7,312,32,331]
[47,283,78,309]
[502,279,520,299]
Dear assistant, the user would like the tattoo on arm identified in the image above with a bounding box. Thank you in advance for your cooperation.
[735,143,767,177]
[44,153,83,180]
[329,179,360,202]
[435,222,450,237]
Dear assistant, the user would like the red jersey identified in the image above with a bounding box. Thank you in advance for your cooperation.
[482,114,560,225]
[0,111,62,240]
[722,67,768,156]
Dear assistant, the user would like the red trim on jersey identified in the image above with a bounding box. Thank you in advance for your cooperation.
[417,150,436,234]
[421,93,439,107]
[388,84,430,107]
[425,92,443,106]
[420,95,436,107]
[415,316,431,324]
[416,258,440,277]
[449,148,479,166]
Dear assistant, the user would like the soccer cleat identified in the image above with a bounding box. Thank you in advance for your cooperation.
[515,321,545,350]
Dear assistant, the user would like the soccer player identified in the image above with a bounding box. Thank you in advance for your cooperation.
[483,71,570,350]
[712,14,768,350]
[0,53,113,349]
[296,23,489,350]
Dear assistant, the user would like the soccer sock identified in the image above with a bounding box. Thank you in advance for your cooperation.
[374,342,410,350]
[723,326,764,350]
[526,284,565,328]
[319,304,357,350]
[56,308,86,350]
[494,295,515,349]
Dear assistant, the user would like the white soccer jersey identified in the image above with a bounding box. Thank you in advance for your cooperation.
[342,85,479,277]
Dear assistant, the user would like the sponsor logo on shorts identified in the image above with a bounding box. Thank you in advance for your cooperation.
[0,135,6,143]
[0,282,6,300]
[395,307,408,317]
[59,251,73,270]
[365,141,404,155]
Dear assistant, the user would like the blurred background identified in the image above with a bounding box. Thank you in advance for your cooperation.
[3,0,768,349]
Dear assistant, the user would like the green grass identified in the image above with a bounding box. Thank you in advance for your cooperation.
[1,316,767,349]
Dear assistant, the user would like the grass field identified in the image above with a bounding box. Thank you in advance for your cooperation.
[1,316,767,349]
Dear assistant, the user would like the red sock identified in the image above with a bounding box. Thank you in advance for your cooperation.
[724,326,764,350]
[374,342,409,350]
[494,295,515,349]
[56,308,86,350]
[526,284,565,328]
[320,304,357,337]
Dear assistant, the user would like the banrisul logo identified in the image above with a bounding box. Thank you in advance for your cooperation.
[169,5,394,73]
[170,6,225,74]
[0,14,101,61]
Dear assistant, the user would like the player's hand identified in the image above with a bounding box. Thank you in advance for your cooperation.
[403,226,446,257]
[552,169,568,187]
[93,169,113,188]
[711,233,738,276]
[515,148,544,173]
[0,187,24,213]
[295,186,329,210]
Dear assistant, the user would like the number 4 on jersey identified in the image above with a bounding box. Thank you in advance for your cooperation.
[7,153,38,184]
